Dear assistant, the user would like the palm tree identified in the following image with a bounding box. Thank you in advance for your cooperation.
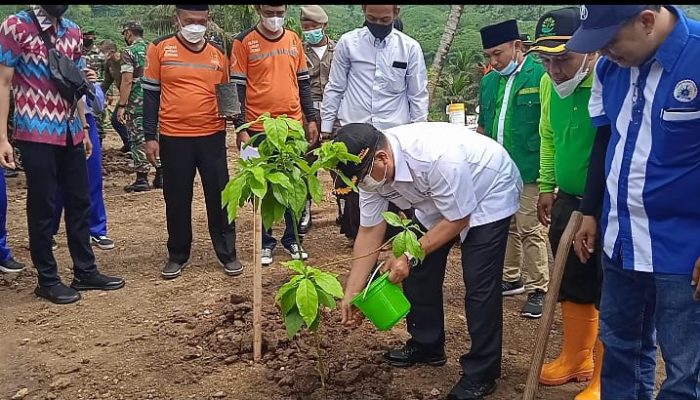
[427,5,465,106]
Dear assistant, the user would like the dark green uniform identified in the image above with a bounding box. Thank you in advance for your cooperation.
[478,55,545,184]
[85,47,107,142]
[121,38,157,172]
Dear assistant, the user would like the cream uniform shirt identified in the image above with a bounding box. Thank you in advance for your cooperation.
[360,122,523,241]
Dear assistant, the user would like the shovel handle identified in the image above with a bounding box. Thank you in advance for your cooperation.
[523,211,583,400]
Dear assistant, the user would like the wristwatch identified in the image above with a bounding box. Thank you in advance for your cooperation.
[404,251,419,268]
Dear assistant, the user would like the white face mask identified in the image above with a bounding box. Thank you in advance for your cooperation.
[179,19,207,44]
[262,16,285,33]
[553,55,590,98]
[358,160,387,192]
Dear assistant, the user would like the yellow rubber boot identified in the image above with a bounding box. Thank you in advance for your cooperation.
[539,302,597,386]
[575,338,603,400]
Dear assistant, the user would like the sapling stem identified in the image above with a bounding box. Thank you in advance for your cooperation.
[313,330,327,392]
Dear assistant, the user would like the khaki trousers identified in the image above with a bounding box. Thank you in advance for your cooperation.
[502,183,549,292]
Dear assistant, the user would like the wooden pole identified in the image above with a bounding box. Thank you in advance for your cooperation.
[523,211,583,400]
[253,198,263,362]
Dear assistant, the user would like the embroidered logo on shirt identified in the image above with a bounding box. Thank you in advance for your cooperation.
[673,79,698,103]
[580,5,588,21]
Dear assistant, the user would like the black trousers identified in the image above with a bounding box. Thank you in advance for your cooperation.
[338,189,413,241]
[550,191,603,307]
[403,216,511,382]
[160,131,237,264]
[17,138,97,287]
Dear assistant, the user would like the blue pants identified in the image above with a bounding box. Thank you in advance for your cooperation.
[600,255,700,399]
[53,114,107,237]
[0,168,11,261]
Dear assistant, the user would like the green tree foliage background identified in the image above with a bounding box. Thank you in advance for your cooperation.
[3,4,700,120]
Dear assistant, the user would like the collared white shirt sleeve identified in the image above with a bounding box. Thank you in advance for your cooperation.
[588,59,609,127]
[359,188,390,228]
[427,154,477,222]
[406,41,428,123]
[320,36,349,133]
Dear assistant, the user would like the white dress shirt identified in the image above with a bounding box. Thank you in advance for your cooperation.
[321,27,429,132]
[360,122,523,241]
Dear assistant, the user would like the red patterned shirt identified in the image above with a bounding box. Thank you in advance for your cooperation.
[0,7,85,146]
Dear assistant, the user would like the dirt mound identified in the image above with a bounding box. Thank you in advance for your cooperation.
[102,148,133,176]
[186,293,400,399]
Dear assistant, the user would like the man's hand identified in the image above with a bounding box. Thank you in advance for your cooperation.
[84,68,98,83]
[383,254,411,284]
[306,121,319,145]
[83,134,93,159]
[145,139,159,167]
[117,107,126,125]
[236,129,251,151]
[692,257,700,301]
[340,295,364,328]
[0,139,15,169]
[537,193,556,227]
[573,215,597,264]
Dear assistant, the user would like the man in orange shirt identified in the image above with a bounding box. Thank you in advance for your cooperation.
[231,4,319,266]
[142,4,242,279]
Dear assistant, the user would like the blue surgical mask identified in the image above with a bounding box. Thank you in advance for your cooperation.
[303,28,324,45]
[497,59,518,76]
[497,44,520,76]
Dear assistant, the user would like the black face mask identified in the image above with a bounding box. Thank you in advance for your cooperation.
[83,38,94,48]
[41,5,69,18]
[364,20,393,41]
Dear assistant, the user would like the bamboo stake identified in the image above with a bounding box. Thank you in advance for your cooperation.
[523,211,583,400]
[253,198,263,362]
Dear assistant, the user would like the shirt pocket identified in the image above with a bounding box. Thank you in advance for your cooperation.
[515,92,541,143]
[380,65,407,94]
[655,108,700,166]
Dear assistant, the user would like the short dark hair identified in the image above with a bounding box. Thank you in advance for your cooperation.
[623,5,663,26]
[127,26,143,36]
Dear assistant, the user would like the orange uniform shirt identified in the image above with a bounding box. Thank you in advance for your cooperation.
[143,34,228,137]
[230,27,309,131]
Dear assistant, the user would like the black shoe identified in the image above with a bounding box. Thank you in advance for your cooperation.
[521,290,546,319]
[35,283,81,304]
[298,200,312,234]
[446,377,497,400]
[90,235,115,250]
[120,144,131,154]
[221,259,244,276]
[71,272,125,291]
[0,257,26,273]
[161,260,188,279]
[382,342,447,368]
[152,167,163,189]
[501,279,525,296]
[124,173,150,193]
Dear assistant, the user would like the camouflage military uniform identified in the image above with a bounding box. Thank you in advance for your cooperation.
[7,90,21,171]
[85,47,107,142]
[121,38,158,172]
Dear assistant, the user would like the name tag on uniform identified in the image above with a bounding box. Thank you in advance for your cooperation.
[392,61,408,69]
[518,87,539,95]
